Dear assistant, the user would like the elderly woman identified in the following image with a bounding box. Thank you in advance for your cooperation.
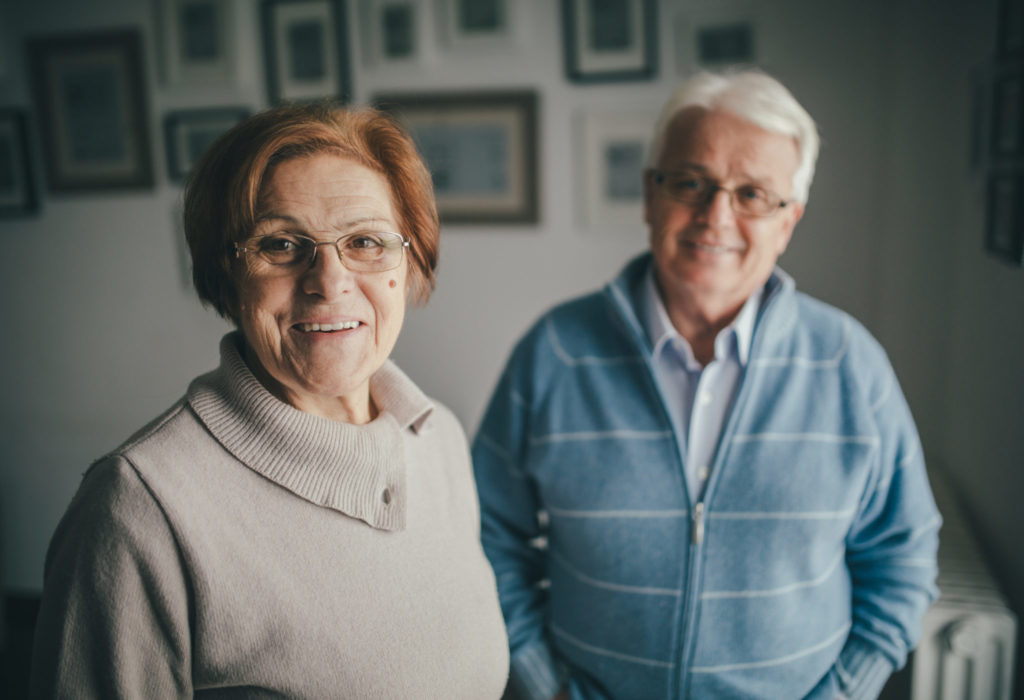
[31,103,509,697]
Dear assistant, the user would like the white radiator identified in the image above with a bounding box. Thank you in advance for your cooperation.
[901,467,1018,700]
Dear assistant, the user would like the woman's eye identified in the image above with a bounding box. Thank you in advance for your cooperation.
[259,236,299,252]
[347,235,382,249]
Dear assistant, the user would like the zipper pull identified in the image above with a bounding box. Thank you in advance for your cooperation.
[692,502,705,545]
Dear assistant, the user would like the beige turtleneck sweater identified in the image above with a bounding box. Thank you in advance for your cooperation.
[31,332,509,698]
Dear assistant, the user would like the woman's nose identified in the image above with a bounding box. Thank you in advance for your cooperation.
[302,243,354,298]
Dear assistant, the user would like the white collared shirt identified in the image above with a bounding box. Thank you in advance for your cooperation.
[639,269,761,504]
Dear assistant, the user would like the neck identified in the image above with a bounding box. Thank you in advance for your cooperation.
[242,342,378,425]
[657,285,746,367]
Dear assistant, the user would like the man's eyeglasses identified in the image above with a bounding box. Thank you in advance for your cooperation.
[650,169,790,218]
[235,231,409,274]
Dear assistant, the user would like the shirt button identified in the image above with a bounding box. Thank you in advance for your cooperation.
[698,466,710,481]
[382,488,392,505]
[699,391,713,406]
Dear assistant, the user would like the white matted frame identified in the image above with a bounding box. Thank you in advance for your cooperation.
[375,90,538,224]
[562,0,656,83]
[262,0,352,104]
[157,0,238,85]
[674,4,759,74]
[164,107,250,182]
[0,109,38,217]
[437,0,516,51]
[579,112,652,230]
[360,0,419,65]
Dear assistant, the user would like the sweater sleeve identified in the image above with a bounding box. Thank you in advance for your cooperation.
[473,337,565,700]
[31,455,193,699]
[831,345,941,700]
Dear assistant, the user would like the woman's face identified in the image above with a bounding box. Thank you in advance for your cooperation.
[235,153,408,424]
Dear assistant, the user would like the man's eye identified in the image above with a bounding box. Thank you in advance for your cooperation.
[736,186,767,202]
[670,177,703,191]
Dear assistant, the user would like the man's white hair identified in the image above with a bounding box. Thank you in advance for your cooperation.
[646,70,820,204]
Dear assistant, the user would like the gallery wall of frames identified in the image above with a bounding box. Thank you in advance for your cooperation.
[0,0,761,228]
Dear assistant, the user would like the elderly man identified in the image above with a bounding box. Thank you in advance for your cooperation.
[473,70,939,700]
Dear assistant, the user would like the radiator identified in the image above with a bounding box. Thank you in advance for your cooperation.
[902,467,1018,700]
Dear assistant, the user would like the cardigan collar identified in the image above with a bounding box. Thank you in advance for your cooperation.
[606,252,795,358]
[186,332,433,531]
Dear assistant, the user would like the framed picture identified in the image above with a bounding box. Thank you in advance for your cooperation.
[695,22,754,66]
[562,0,657,83]
[164,107,250,181]
[578,112,652,230]
[438,0,515,50]
[262,0,352,104]
[157,0,238,85]
[360,0,418,64]
[374,90,538,224]
[985,171,1024,266]
[990,68,1023,158]
[0,109,38,217]
[26,29,154,191]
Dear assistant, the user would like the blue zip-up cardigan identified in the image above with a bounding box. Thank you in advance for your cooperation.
[473,254,940,700]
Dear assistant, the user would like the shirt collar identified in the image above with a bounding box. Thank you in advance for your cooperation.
[640,266,762,367]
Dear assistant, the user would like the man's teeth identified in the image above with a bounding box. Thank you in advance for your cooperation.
[692,242,737,253]
[298,321,360,332]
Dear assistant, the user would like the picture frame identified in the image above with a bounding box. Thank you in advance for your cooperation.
[164,107,250,182]
[695,21,755,67]
[262,0,352,104]
[157,0,238,85]
[26,29,154,192]
[360,0,419,64]
[578,111,653,230]
[0,109,38,217]
[562,0,657,83]
[673,5,759,74]
[438,0,514,51]
[985,170,1024,266]
[990,67,1023,158]
[374,90,538,224]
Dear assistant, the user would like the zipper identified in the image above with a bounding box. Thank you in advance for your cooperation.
[692,501,705,545]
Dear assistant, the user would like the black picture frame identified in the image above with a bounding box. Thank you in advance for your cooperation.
[562,0,657,83]
[374,90,538,224]
[990,67,1024,159]
[164,107,250,182]
[985,170,1024,266]
[26,28,154,192]
[262,0,352,104]
[0,109,38,217]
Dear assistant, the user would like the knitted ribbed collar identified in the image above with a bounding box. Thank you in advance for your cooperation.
[186,332,433,532]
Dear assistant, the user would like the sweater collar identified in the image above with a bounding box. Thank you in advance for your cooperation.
[186,332,433,531]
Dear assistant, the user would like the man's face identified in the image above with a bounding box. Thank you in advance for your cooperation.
[644,108,804,320]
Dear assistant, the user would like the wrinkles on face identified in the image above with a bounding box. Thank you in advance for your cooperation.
[645,108,803,330]
[235,154,408,424]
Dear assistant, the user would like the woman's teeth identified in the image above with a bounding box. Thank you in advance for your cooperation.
[298,321,360,332]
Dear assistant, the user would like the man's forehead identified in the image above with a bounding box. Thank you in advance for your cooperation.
[659,108,799,179]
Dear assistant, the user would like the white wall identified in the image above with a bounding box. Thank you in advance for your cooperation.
[1,8,1020,689]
